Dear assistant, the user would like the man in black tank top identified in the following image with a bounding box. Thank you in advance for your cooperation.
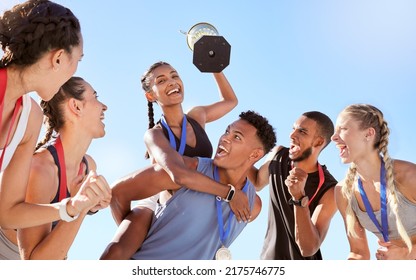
[251,111,338,260]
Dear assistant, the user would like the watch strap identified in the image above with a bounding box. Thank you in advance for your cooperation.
[224,184,235,202]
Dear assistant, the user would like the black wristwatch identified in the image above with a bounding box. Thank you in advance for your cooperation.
[224,184,235,202]
[288,196,309,208]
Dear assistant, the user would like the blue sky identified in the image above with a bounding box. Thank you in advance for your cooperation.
[2,0,416,260]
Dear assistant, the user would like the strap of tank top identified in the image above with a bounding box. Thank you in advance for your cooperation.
[0,69,23,170]
[54,137,68,202]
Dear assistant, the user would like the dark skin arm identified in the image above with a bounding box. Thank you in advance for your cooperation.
[110,130,250,225]
[102,193,263,260]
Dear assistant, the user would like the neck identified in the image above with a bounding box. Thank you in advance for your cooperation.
[355,153,382,182]
[162,106,185,127]
[293,154,320,173]
[58,128,92,169]
[3,66,28,105]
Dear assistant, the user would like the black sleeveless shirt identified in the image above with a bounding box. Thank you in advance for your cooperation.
[47,145,89,228]
[260,147,337,260]
[160,115,213,158]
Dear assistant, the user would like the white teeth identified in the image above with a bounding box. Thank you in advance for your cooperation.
[218,145,229,153]
[289,144,300,153]
[167,88,179,95]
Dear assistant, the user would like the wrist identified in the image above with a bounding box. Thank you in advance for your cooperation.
[59,198,80,222]
[223,184,235,202]
[288,195,309,208]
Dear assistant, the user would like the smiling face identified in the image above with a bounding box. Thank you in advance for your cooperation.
[331,112,370,164]
[288,115,321,162]
[213,119,263,170]
[78,80,107,139]
[145,64,184,107]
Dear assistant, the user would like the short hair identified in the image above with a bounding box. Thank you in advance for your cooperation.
[302,111,334,149]
[239,110,276,154]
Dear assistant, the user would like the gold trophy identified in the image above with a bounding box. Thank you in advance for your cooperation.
[183,22,231,73]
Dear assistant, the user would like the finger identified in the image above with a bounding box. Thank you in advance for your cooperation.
[91,175,112,196]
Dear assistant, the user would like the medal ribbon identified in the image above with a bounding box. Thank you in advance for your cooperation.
[357,159,389,242]
[0,68,23,170]
[160,115,187,155]
[213,166,249,246]
[291,161,325,206]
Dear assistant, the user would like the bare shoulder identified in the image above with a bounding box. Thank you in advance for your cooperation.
[185,106,206,127]
[28,149,58,202]
[250,194,262,222]
[144,126,162,140]
[392,159,416,200]
[20,98,43,145]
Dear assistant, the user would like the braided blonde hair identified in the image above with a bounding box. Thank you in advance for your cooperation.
[341,104,412,251]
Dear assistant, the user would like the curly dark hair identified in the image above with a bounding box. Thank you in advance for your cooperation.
[239,110,276,154]
[0,0,81,68]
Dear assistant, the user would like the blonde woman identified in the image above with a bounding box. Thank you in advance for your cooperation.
[332,104,416,260]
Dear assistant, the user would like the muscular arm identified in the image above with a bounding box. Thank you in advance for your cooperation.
[248,146,280,191]
[110,128,250,225]
[18,152,87,260]
[294,187,338,257]
[187,72,238,126]
[0,101,62,228]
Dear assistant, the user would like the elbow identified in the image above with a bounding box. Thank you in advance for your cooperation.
[169,168,191,187]
[295,237,320,257]
[0,205,18,229]
[297,242,320,257]
[298,245,319,258]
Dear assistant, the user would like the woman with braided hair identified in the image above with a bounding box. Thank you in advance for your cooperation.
[0,1,109,259]
[17,76,109,259]
[104,61,250,259]
[332,104,416,260]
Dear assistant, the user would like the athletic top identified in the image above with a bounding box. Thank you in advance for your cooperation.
[352,189,416,240]
[47,144,88,228]
[160,115,213,158]
[131,157,256,260]
[0,94,31,172]
[260,147,337,260]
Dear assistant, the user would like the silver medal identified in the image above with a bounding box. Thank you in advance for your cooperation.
[215,246,232,260]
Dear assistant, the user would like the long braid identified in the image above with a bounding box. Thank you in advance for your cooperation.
[141,61,169,159]
[377,115,412,251]
[342,104,412,251]
[342,163,360,238]
[147,101,155,130]
[144,101,155,159]
[35,101,58,151]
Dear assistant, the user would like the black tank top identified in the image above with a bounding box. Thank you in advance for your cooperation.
[47,145,89,228]
[160,115,213,158]
[260,147,337,260]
